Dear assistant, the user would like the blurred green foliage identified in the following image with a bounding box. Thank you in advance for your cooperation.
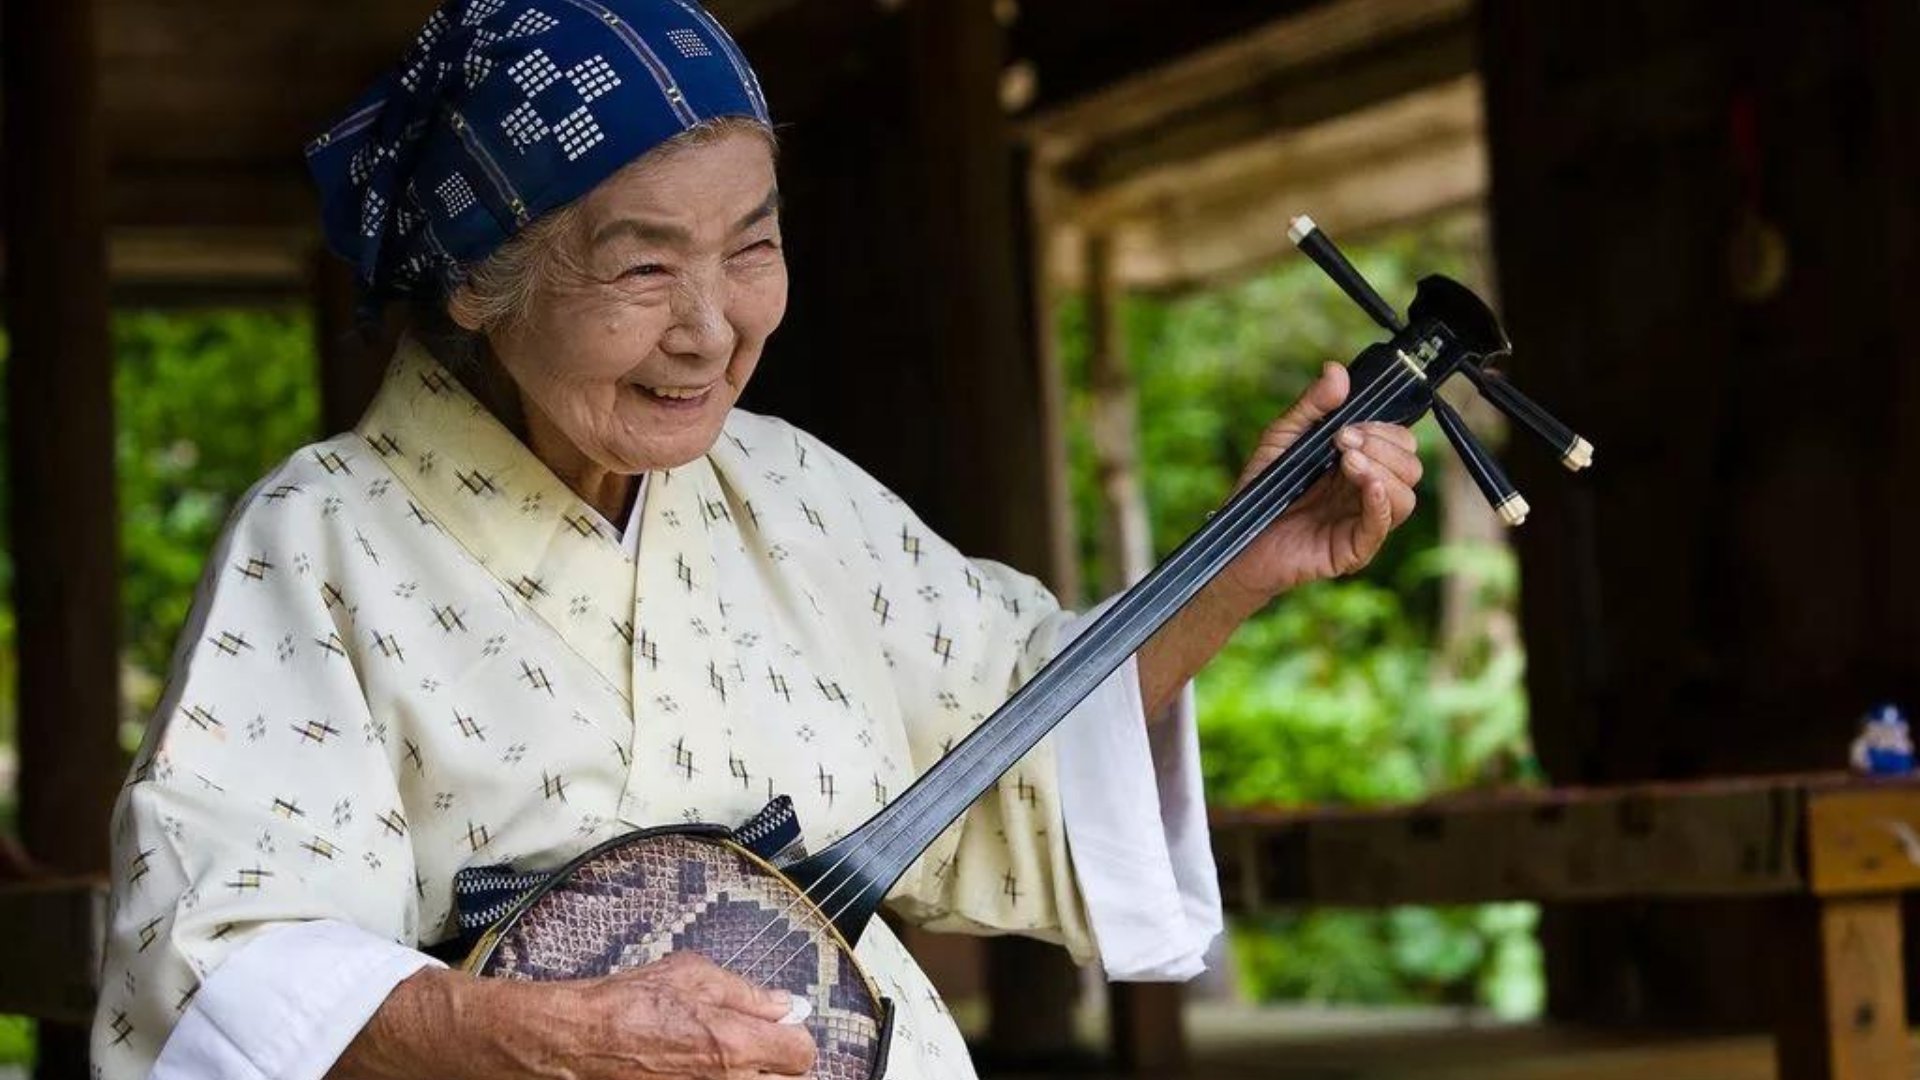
[0,1015,30,1068]
[1059,214,1542,1017]
[114,310,321,713]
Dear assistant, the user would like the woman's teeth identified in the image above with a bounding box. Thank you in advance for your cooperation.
[644,385,708,401]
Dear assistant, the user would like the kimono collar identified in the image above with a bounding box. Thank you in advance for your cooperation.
[356,338,650,701]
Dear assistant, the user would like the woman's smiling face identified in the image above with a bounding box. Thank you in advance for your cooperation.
[456,126,787,478]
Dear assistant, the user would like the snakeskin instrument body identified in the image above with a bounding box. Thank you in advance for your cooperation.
[466,826,892,1080]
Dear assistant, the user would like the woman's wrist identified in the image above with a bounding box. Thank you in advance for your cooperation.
[1137,578,1268,718]
[330,966,580,1080]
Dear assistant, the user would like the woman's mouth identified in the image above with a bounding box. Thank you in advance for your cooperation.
[636,383,715,409]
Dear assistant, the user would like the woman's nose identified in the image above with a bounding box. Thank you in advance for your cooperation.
[661,275,733,360]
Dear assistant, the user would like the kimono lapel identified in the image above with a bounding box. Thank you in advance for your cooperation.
[620,455,748,824]
[355,339,639,704]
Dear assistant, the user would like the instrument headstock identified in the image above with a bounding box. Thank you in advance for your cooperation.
[1289,215,1593,526]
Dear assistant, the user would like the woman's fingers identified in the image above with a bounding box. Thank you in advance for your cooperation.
[704,1009,817,1076]
[1336,424,1422,488]
[1336,469,1397,569]
[653,952,793,1022]
[1339,445,1417,526]
[1247,363,1351,470]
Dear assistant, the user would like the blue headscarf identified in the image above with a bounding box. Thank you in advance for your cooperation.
[307,0,770,300]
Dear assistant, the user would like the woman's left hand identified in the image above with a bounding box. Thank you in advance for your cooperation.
[1218,360,1422,607]
[1137,360,1422,715]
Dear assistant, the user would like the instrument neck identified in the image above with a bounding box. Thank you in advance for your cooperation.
[791,367,1406,941]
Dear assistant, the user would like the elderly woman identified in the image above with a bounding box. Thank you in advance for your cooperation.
[92,2,1421,1078]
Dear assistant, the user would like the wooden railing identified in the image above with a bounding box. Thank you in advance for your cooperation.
[0,879,105,1026]
[1209,772,1920,1080]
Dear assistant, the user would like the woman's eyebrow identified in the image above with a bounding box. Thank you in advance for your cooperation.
[589,189,782,251]
[733,188,781,233]
[590,218,689,249]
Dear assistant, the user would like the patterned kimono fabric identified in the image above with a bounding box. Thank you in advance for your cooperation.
[94,340,1099,1080]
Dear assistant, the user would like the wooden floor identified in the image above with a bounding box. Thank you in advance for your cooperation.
[990,1003,1920,1080]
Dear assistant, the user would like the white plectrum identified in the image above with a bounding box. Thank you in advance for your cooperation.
[778,994,813,1026]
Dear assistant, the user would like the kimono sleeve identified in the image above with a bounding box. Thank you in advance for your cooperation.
[91,475,423,1080]
[809,434,1101,964]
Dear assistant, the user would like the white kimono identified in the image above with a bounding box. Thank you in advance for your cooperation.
[93,340,1220,1080]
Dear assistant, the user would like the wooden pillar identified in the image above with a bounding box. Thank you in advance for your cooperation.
[904,0,1083,1063]
[1085,232,1152,593]
[1081,229,1190,1072]
[3,0,121,1073]
[740,0,1082,1060]
[1025,161,1083,607]
[1776,897,1909,1080]
[313,253,389,435]
[899,0,1057,572]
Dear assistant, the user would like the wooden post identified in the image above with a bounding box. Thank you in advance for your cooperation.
[1081,229,1191,1072]
[3,0,121,1073]
[897,0,1085,1063]
[1023,158,1084,607]
[1111,982,1188,1073]
[1085,231,1153,594]
[312,252,389,436]
[739,0,1083,1060]
[1776,896,1909,1080]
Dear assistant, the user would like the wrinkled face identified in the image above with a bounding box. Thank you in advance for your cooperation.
[464,128,787,475]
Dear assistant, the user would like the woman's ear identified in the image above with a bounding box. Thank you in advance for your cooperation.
[446,283,488,333]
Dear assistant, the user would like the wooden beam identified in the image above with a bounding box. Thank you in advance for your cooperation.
[1022,0,1468,154]
[105,168,317,231]
[1100,127,1483,292]
[1056,75,1483,232]
[1212,775,1826,909]
[1038,8,1475,198]
[1805,786,1920,898]
[1012,0,1324,118]
[1044,81,1486,294]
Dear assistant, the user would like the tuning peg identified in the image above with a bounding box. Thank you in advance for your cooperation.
[1457,365,1594,472]
[1430,395,1529,527]
[1289,215,1405,333]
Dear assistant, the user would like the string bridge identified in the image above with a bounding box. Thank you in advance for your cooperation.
[1394,335,1443,381]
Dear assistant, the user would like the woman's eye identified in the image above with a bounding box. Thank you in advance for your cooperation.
[621,263,666,279]
[734,239,780,258]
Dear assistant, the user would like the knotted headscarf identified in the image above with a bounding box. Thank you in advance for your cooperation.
[307,0,771,300]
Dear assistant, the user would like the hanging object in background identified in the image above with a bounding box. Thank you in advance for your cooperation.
[1727,89,1790,303]
[1850,703,1915,776]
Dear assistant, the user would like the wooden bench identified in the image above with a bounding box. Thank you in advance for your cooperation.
[1208,772,1920,1080]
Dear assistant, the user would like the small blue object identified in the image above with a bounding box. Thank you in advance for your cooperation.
[1850,702,1915,776]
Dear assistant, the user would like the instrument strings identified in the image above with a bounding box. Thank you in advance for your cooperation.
[721,356,1427,989]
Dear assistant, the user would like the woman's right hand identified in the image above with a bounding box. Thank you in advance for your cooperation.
[565,951,817,1078]
[331,950,816,1079]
